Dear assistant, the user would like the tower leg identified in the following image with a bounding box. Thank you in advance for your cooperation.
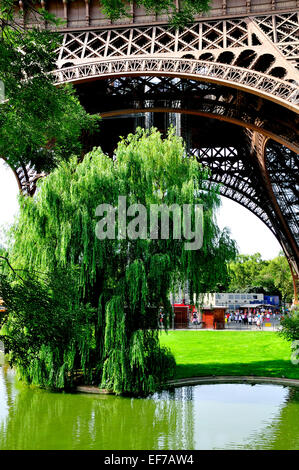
[290,266,299,306]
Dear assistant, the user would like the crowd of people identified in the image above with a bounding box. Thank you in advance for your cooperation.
[225,310,282,329]
[188,309,283,329]
[162,306,284,329]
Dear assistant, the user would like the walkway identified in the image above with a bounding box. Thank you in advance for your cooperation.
[167,375,299,388]
[171,319,283,332]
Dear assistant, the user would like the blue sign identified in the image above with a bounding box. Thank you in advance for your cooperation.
[264,295,280,306]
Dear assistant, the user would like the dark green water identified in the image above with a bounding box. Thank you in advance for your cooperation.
[0,364,299,450]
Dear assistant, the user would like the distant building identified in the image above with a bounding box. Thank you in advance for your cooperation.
[171,289,280,312]
[200,292,264,311]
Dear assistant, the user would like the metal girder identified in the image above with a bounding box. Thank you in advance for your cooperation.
[74,75,299,152]
[9,3,299,289]
[71,74,299,277]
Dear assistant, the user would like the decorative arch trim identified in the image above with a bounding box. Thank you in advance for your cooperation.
[54,57,299,113]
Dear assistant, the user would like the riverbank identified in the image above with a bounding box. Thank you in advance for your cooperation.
[3,331,299,396]
[159,330,299,380]
[75,330,299,395]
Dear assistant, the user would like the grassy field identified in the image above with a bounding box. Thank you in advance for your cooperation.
[159,330,299,380]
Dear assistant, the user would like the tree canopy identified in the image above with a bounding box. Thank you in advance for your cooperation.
[228,252,294,303]
[1,128,237,395]
[0,0,99,173]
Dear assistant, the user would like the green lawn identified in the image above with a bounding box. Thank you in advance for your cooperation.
[159,330,299,380]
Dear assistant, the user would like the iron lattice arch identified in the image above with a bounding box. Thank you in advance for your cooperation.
[56,12,299,72]
[1,157,45,197]
[190,140,299,277]
[8,2,299,289]
[53,14,299,152]
[73,74,299,278]
[265,142,299,249]
[190,145,276,232]
[72,75,298,152]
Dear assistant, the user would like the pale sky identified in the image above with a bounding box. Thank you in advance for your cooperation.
[0,159,281,258]
[0,160,19,247]
[215,197,281,259]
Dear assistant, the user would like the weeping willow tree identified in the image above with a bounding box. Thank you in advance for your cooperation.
[0,268,96,390]
[2,127,237,396]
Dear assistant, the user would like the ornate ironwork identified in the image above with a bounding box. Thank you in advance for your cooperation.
[9,1,299,290]
[55,12,299,72]
[72,75,298,153]
[54,57,299,111]
[1,158,45,196]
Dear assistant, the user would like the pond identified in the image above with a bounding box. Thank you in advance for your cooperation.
[0,364,298,450]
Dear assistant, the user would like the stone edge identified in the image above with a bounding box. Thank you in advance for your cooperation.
[75,375,299,394]
[166,375,299,388]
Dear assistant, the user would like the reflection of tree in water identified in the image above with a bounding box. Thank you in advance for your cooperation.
[2,374,298,450]
[0,375,195,450]
[242,387,299,450]
[0,365,17,411]
[153,387,194,450]
[264,387,299,450]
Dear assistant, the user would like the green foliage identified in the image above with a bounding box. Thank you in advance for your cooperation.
[279,306,299,364]
[280,307,299,343]
[0,268,96,390]
[0,0,100,172]
[228,253,268,292]
[169,0,210,29]
[101,296,175,395]
[100,0,210,27]
[228,252,293,302]
[7,127,236,395]
[261,253,294,303]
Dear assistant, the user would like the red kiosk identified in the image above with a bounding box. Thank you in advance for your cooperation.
[172,302,190,328]
[201,307,226,329]
[172,302,226,329]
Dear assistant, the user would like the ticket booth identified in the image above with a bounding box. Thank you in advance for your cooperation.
[173,303,190,328]
[213,307,226,329]
[201,307,214,328]
[201,307,226,329]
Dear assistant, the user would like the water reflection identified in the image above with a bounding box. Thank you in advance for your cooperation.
[0,366,298,450]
